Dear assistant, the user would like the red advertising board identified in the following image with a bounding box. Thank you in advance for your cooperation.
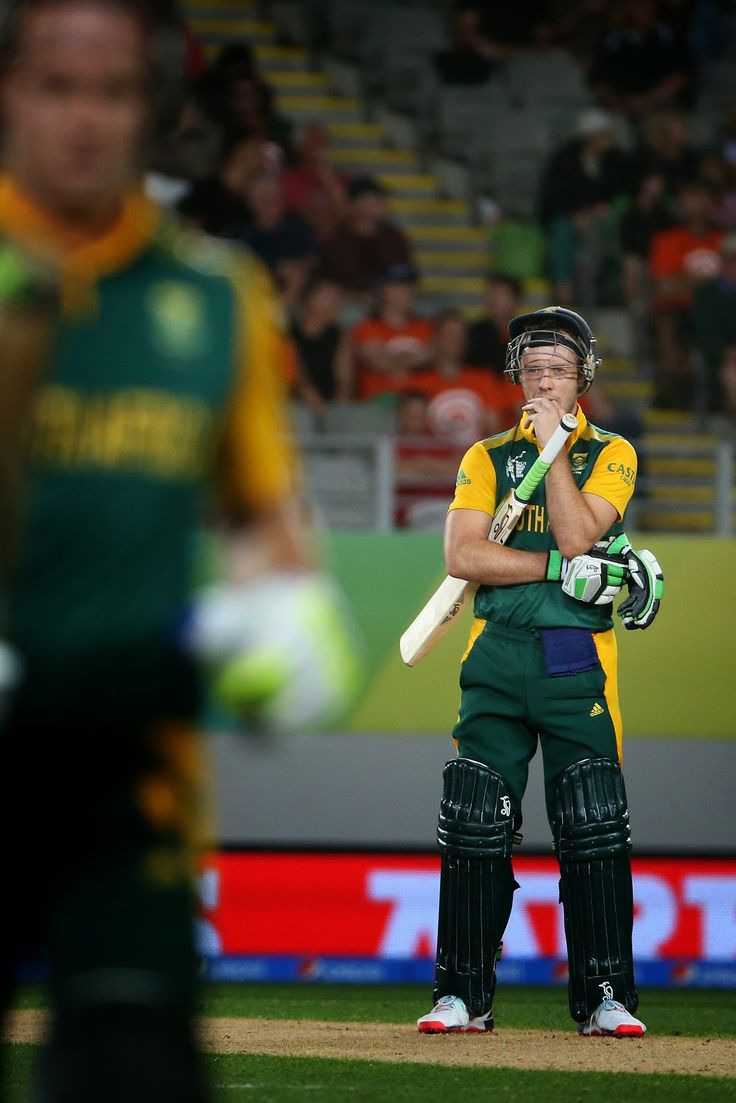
[198,852,736,967]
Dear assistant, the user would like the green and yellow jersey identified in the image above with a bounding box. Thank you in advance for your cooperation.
[0,177,297,720]
[449,406,637,632]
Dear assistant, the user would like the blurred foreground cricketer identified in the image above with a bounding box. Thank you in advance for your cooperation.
[0,2,358,1100]
[416,307,664,1039]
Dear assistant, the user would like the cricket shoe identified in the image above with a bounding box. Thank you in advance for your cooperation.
[579,999,646,1038]
[417,995,494,1034]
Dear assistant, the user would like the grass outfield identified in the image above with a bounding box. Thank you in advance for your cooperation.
[5,984,736,1102]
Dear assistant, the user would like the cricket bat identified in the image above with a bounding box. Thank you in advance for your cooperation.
[399,412,578,666]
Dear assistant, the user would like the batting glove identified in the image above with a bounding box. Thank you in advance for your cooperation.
[0,240,59,310]
[547,534,631,606]
[182,573,364,733]
[617,548,664,630]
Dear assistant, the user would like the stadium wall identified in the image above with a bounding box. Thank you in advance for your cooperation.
[210,532,735,854]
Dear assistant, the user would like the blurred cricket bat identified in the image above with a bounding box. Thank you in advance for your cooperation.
[399,412,577,666]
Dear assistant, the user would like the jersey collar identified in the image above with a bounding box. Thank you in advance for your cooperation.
[518,404,587,449]
[0,175,160,310]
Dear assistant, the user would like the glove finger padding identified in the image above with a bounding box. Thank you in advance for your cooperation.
[617,549,664,630]
[562,553,629,605]
[593,532,632,559]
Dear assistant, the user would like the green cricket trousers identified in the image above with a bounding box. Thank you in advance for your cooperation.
[453,619,623,827]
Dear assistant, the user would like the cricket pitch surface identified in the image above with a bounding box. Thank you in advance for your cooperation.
[5,1010,734,1078]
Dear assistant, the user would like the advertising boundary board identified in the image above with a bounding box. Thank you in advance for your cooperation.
[197,850,736,989]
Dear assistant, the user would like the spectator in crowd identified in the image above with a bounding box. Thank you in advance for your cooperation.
[320,177,414,299]
[692,233,736,411]
[198,42,258,115]
[717,342,736,419]
[628,109,700,199]
[547,0,613,63]
[483,0,568,50]
[194,43,297,160]
[154,0,207,83]
[394,389,465,529]
[406,311,519,446]
[178,131,282,237]
[223,73,294,160]
[699,138,736,232]
[589,0,693,119]
[649,179,723,408]
[620,171,674,358]
[335,264,434,400]
[238,172,318,308]
[538,108,629,307]
[290,278,344,413]
[146,96,223,209]
[396,389,432,437]
[432,4,500,86]
[466,272,523,375]
[282,121,349,240]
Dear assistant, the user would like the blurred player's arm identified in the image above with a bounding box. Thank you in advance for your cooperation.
[0,239,61,712]
[189,258,362,731]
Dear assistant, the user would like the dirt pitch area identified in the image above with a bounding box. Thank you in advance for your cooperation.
[5,1010,734,1079]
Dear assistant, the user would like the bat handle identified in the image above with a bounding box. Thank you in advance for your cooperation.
[536,412,578,466]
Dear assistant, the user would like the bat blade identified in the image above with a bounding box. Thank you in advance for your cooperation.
[487,489,525,544]
[399,574,472,666]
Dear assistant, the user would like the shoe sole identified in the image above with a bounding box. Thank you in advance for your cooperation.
[417,1022,467,1034]
[580,1026,645,1038]
[418,1023,494,1035]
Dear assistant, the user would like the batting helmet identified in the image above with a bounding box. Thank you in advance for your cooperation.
[504,306,600,395]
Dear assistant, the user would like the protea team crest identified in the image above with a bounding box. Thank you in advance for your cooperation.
[147,281,208,360]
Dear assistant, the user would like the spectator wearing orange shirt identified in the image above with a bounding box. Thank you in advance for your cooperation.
[649,180,723,408]
[336,264,434,400]
[408,311,519,446]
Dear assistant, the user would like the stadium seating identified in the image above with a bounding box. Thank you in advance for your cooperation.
[180,0,736,535]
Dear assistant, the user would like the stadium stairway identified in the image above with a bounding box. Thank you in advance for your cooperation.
[593,309,735,535]
[180,0,490,314]
[639,412,735,535]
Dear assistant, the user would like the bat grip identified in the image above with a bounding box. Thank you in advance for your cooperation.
[537,412,578,465]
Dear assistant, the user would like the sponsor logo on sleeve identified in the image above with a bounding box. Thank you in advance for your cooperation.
[607,461,636,487]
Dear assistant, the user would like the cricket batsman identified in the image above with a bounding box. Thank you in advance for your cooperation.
[0,2,359,1100]
[416,307,664,1038]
